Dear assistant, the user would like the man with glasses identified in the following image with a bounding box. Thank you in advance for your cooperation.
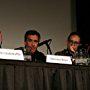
[55,32,81,60]
[15,30,46,62]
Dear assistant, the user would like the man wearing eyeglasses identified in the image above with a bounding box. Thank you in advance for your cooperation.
[55,32,81,59]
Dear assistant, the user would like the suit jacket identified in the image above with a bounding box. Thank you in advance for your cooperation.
[55,48,75,58]
[15,47,46,63]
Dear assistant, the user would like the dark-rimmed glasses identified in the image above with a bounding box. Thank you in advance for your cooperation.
[69,39,80,46]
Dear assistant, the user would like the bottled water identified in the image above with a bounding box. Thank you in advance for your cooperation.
[75,48,88,65]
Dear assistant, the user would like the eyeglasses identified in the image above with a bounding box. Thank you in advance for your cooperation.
[69,39,80,46]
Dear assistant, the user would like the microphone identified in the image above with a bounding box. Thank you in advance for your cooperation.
[38,39,52,46]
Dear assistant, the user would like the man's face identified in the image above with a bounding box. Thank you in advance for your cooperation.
[67,35,80,53]
[24,35,39,53]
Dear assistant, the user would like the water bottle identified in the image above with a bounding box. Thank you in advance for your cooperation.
[75,48,87,65]
[23,47,32,61]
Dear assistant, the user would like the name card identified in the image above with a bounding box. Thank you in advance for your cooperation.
[0,48,24,60]
[46,55,72,64]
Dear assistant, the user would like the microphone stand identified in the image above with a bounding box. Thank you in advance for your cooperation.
[46,43,52,54]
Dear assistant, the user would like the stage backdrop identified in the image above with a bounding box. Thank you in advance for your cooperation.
[0,0,76,55]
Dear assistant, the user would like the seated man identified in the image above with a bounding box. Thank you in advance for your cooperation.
[55,32,81,64]
[15,30,46,63]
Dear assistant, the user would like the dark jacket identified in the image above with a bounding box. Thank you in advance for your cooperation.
[55,49,76,64]
[55,48,75,58]
[15,47,46,63]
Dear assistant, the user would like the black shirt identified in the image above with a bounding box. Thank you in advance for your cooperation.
[15,47,46,63]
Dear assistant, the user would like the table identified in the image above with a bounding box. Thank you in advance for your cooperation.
[0,59,90,90]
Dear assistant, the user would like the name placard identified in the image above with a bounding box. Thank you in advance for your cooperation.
[46,55,72,64]
[0,48,24,60]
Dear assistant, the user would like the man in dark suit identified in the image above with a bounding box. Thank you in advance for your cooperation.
[55,32,81,64]
[15,30,46,63]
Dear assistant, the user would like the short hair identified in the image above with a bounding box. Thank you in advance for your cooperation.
[67,32,80,41]
[24,30,41,42]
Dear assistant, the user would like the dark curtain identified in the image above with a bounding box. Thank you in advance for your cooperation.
[0,60,90,90]
[76,0,90,44]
